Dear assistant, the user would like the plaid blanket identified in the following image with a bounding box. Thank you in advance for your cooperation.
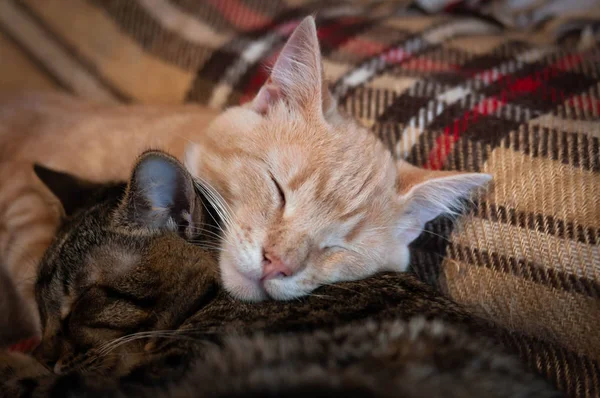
[1,1,599,397]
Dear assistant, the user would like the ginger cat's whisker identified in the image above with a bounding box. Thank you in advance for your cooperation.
[194,179,234,231]
[175,224,228,243]
[396,228,453,242]
[187,245,230,253]
[194,178,234,230]
[362,226,454,242]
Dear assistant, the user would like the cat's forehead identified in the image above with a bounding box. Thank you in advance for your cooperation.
[38,209,105,285]
[265,119,385,168]
[209,107,263,138]
[207,104,396,208]
[37,197,144,295]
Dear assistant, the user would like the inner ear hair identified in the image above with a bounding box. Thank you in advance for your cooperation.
[112,150,206,238]
[395,161,492,243]
[250,16,326,118]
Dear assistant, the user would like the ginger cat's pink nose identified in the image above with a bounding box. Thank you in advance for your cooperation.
[261,251,293,281]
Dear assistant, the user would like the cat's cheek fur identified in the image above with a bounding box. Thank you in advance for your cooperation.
[219,234,268,302]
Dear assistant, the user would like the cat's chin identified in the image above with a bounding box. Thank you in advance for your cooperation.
[262,278,312,301]
[220,262,269,302]
[220,261,313,302]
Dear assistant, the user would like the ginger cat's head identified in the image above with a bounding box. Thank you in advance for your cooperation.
[185,17,491,302]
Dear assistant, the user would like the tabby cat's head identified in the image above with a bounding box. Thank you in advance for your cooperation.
[185,16,492,301]
[32,151,219,374]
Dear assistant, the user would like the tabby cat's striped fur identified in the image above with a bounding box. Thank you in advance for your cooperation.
[0,151,556,397]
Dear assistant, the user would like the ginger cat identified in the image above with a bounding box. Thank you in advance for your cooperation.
[0,17,490,337]
[183,17,491,301]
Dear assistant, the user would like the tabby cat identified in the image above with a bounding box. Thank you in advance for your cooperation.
[0,151,555,398]
[0,17,490,335]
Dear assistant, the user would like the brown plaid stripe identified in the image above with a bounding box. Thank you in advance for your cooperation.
[1,0,599,396]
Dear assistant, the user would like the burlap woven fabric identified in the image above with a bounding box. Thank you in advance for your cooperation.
[0,1,598,396]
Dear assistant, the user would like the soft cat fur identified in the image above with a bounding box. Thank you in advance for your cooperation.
[183,17,492,302]
[0,152,555,397]
[0,17,490,335]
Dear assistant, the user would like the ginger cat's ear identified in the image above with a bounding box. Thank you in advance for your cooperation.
[113,151,206,239]
[34,164,104,217]
[395,160,492,243]
[251,16,337,120]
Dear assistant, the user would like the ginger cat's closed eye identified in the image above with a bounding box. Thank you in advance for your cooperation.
[184,17,492,301]
[0,16,490,334]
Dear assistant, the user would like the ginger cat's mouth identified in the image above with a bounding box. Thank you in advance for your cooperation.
[189,16,491,303]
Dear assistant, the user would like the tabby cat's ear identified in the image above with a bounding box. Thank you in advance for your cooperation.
[113,151,204,238]
[34,164,103,217]
[395,160,492,243]
[250,16,337,120]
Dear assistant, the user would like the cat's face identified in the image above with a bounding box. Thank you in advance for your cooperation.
[185,17,492,301]
[188,104,403,302]
[32,152,219,374]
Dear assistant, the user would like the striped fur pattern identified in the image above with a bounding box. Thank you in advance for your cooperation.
[0,320,560,398]
[1,1,599,396]
[0,157,558,397]
[0,18,489,337]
